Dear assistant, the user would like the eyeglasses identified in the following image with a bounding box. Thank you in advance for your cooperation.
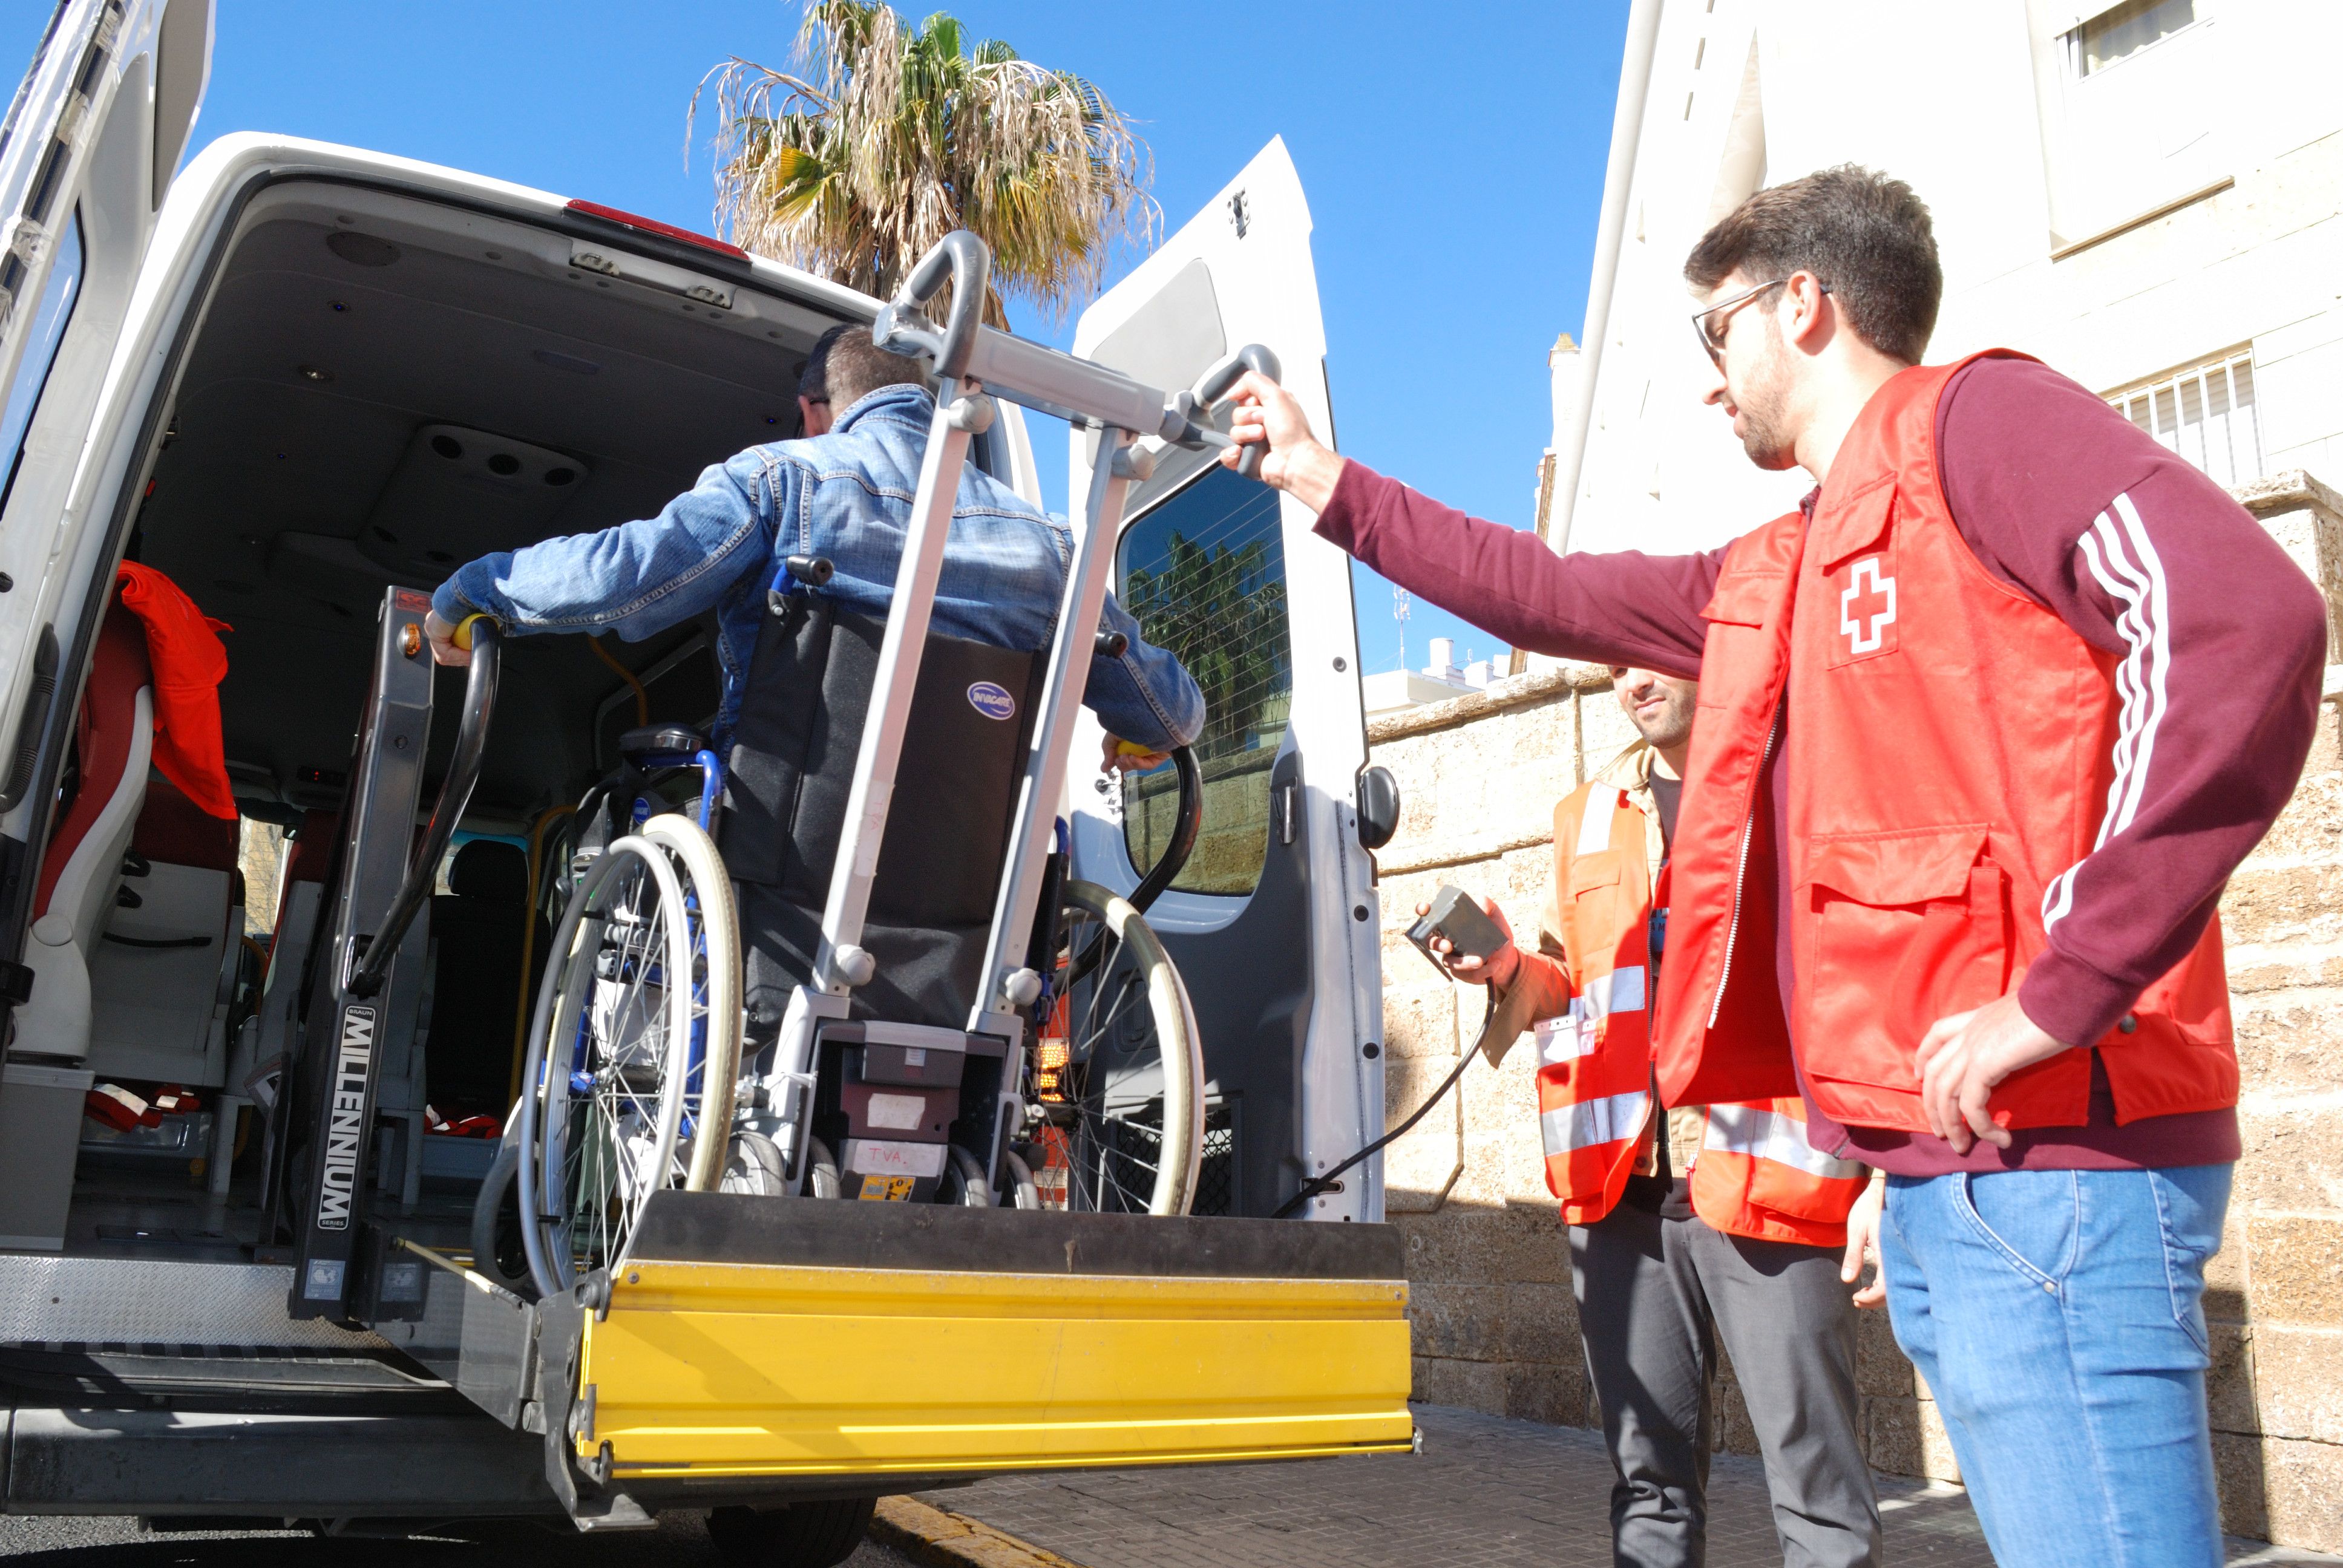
[1690,277,1828,367]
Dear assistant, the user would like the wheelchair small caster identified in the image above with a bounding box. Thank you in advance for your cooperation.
[706,1498,876,1568]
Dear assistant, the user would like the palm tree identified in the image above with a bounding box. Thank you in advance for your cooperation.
[693,2,1155,326]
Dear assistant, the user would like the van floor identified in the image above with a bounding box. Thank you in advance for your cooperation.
[57,1154,479,1264]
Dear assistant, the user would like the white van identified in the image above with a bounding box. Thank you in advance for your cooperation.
[0,0,1409,1552]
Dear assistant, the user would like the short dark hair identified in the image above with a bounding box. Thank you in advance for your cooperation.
[1684,165,1942,365]
[799,321,933,411]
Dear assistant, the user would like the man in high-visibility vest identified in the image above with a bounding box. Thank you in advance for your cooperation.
[1226,165,2325,1567]
[1430,664,1878,1568]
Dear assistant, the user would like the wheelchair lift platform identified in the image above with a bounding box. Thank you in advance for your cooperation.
[375,1194,1412,1522]
[237,229,1417,1527]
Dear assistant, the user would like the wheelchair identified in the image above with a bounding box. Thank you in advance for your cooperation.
[472,232,1268,1299]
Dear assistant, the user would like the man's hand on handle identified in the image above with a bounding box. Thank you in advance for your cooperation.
[1221,371,1346,510]
[1417,895,1521,991]
[424,610,470,667]
[1915,992,2074,1154]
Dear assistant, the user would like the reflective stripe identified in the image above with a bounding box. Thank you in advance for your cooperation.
[1576,788,1622,856]
[1533,1016,1591,1065]
[1576,965,1646,1021]
[1701,1103,1866,1181]
[1541,1091,1647,1158]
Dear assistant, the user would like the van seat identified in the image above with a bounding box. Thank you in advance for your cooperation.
[422,840,546,1114]
[16,601,154,1062]
[88,779,243,1086]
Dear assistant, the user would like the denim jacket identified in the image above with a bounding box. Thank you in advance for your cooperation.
[432,385,1205,751]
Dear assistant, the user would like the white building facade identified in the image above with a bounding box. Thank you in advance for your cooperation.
[1559,0,2343,557]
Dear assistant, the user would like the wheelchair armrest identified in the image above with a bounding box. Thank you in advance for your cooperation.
[618,724,710,765]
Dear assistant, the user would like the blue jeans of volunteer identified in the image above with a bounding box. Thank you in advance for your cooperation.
[1878,1165,2231,1568]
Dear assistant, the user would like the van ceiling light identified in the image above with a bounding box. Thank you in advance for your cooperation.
[297,365,333,383]
[564,200,750,263]
[325,231,401,267]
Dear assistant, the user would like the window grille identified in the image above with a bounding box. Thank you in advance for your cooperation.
[2105,350,2262,489]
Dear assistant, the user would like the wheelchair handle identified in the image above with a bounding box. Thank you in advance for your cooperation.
[872,230,991,382]
[1187,345,1282,482]
[1127,745,1203,914]
[350,617,501,998]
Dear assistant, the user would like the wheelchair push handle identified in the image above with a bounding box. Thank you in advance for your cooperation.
[350,615,502,998]
[873,230,991,383]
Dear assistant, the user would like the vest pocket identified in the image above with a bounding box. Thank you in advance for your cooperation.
[1802,826,2011,1094]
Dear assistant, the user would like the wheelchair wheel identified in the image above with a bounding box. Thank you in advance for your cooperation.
[1025,879,1204,1216]
[515,822,740,1296]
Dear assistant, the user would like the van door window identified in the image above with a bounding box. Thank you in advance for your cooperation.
[1115,465,1291,896]
[0,207,84,515]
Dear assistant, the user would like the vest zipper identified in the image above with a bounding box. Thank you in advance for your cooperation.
[1708,699,1785,1029]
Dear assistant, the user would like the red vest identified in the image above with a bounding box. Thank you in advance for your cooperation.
[1538,778,1863,1245]
[1654,353,2236,1133]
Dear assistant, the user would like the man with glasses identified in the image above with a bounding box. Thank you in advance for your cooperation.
[1221,165,2325,1566]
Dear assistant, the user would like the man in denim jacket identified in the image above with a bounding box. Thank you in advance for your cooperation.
[422,326,1204,766]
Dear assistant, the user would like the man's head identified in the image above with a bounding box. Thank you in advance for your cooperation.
[795,322,935,437]
[1683,166,1941,472]
[1611,666,1697,759]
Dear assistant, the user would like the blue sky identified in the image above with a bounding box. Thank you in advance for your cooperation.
[15,1,1626,677]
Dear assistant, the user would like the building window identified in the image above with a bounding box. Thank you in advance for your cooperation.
[2067,0,2197,77]
[2105,349,2262,489]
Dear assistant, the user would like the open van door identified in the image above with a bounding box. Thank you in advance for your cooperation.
[0,0,211,997]
[1067,139,1384,1222]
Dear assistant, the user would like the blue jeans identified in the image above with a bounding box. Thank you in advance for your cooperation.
[1879,1165,2231,1568]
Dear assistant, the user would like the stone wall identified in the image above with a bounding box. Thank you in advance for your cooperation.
[1365,472,2343,1549]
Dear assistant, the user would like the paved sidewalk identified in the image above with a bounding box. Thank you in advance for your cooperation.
[920,1405,2338,1567]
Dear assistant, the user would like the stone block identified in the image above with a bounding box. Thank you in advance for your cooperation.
[2246,1211,2343,1327]
[1504,1359,1592,1429]
[2206,1214,2251,1324]
[1865,1395,1962,1483]
[1712,1367,1760,1458]
[2214,1431,2272,1543]
[1409,1281,1504,1362]
[2217,1431,2343,1553]
[2226,938,2343,995]
[2222,860,2343,949]
[1855,1303,1918,1397]
[1498,1281,1578,1364]
[2261,1431,2343,1554]
[2250,1324,2343,1444]
[2205,1321,2259,1435]
[1381,980,1461,1062]
[2232,991,2343,1097]
[1486,1201,1573,1286]
[2235,1100,2343,1214]
[1412,1354,1507,1416]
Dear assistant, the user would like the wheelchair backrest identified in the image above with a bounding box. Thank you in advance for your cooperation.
[719,595,1047,1031]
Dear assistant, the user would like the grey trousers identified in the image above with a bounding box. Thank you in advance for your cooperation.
[1570,1201,1881,1568]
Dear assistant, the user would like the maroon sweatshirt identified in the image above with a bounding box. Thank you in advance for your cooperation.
[1320,356,2327,1175]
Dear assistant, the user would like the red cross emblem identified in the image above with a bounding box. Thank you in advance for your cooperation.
[1838,557,1896,655]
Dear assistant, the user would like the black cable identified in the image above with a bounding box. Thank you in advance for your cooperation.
[1272,986,1498,1220]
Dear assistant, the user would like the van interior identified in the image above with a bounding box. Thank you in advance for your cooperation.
[0,180,895,1275]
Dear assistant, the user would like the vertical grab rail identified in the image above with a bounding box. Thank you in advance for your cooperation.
[349,616,502,998]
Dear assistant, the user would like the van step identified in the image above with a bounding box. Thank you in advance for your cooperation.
[0,1255,390,1353]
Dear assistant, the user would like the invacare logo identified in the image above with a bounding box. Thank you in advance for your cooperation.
[966,681,1017,721]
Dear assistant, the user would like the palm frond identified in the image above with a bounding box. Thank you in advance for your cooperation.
[693,0,1156,324]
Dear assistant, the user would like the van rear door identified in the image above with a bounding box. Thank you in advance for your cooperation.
[0,0,212,782]
[1067,139,1384,1221]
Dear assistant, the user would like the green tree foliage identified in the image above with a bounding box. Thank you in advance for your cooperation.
[693,1,1155,325]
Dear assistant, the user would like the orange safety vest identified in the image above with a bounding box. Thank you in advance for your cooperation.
[1536,777,1863,1246]
[1654,351,2236,1132]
